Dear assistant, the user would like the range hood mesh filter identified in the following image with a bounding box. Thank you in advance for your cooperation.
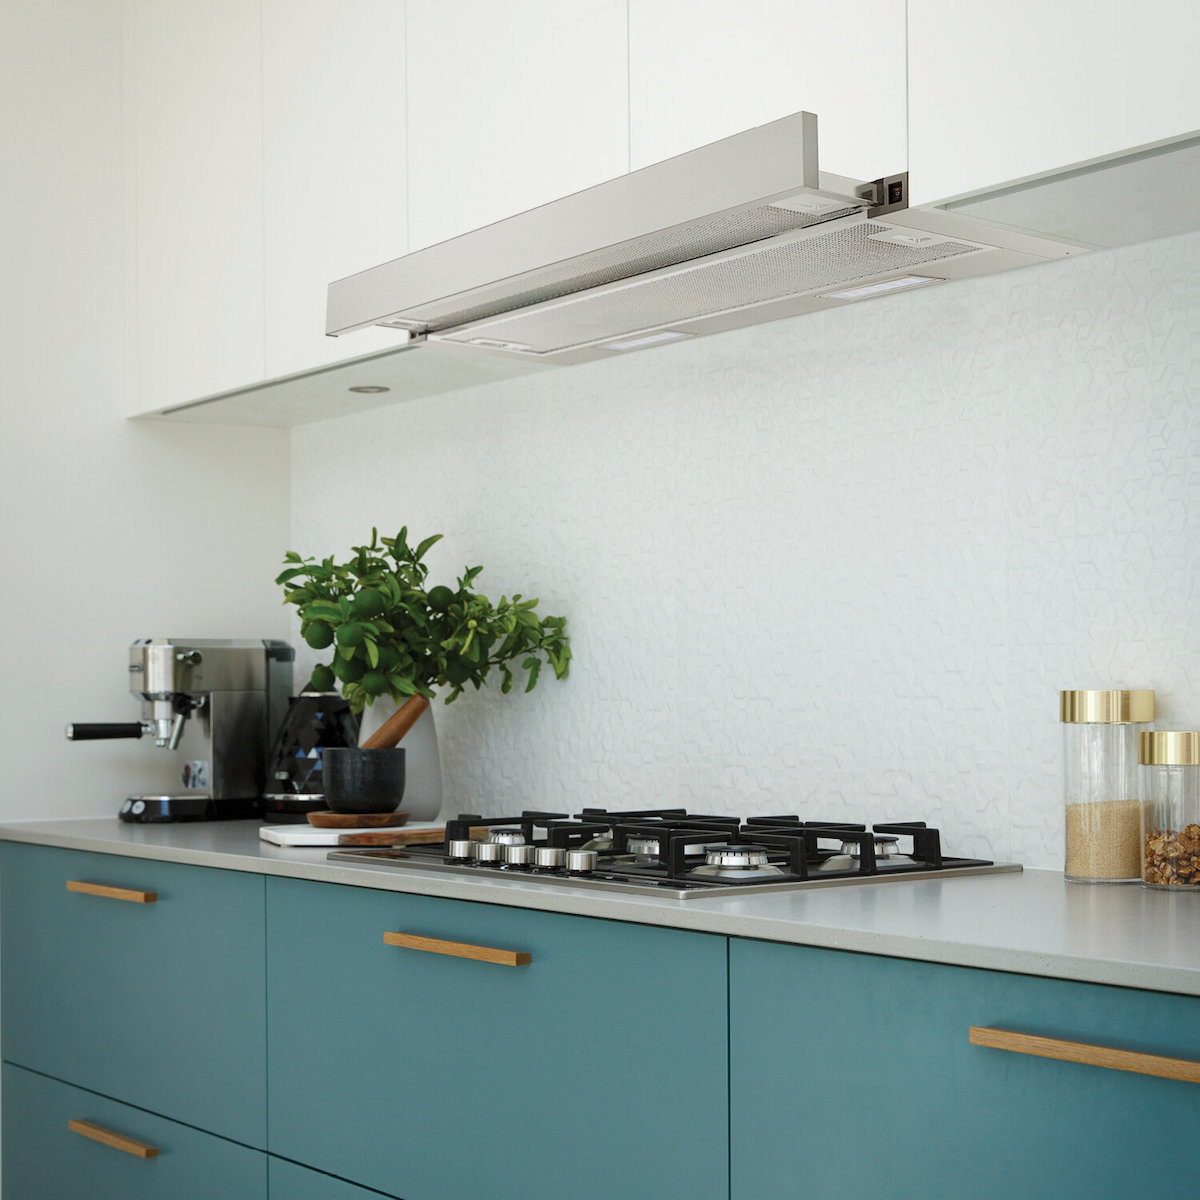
[445,222,980,354]
[389,203,860,333]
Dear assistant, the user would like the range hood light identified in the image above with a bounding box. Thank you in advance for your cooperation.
[820,275,944,302]
[602,331,694,352]
[468,337,532,351]
[348,385,390,394]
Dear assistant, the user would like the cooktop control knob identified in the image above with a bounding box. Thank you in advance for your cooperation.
[503,843,537,867]
[535,846,567,870]
[566,849,599,874]
[447,840,476,860]
[474,842,504,864]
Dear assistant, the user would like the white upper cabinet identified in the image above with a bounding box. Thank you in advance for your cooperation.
[908,0,1200,206]
[404,0,630,251]
[125,0,264,415]
[628,0,907,182]
[261,0,409,378]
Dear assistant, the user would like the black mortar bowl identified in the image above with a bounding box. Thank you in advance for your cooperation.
[321,747,406,814]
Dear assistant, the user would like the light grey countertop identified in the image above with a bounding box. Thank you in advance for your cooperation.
[3,817,1199,997]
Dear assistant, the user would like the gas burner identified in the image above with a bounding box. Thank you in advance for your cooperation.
[816,834,919,873]
[328,810,1018,899]
[625,834,661,858]
[689,844,789,881]
[486,827,526,845]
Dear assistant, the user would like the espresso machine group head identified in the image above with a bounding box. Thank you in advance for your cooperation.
[67,638,293,822]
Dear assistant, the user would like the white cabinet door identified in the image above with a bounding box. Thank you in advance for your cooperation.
[908,0,1200,206]
[261,0,410,377]
[405,0,629,251]
[125,0,264,415]
[629,0,907,181]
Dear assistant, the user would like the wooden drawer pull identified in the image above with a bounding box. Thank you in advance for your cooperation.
[68,1119,159,1159]
[67,880,157,904]
[383,931,531,967]
[970,1026,1200,1084]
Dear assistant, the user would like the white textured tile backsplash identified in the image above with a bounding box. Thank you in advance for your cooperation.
[292,230,1200,870]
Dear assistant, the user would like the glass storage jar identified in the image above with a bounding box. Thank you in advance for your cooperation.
[1139,731,1200,890]
[1060,689,1155,883]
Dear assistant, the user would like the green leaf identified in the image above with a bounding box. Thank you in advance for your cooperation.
[364,639,379,668]
[302,601,343,621]
[274,566,310,585]
[524,658,542,692]
[415,533,443,560]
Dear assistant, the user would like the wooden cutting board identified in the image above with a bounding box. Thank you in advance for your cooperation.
[337,825,488,847]
[307,810,410,829]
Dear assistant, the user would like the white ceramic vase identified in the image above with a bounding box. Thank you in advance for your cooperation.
[356,697,445,822]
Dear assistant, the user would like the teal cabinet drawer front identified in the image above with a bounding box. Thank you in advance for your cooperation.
[2,1063,266,1200]
[267,877,728,1200]
[0,842,266,1145]
[271,1158,400,1199]
[730,938,1200,1200]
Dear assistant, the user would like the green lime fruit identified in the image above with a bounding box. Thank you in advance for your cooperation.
[309,663,335,692]
[427,585,455,612]
[377,643,402,670]
[303,620,334,650]
[335,622,365,647]
[360,670,387,695]
[331,655,366,684]
[352,588,386,618]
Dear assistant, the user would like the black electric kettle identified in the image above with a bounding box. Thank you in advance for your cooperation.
[262,679,360,822]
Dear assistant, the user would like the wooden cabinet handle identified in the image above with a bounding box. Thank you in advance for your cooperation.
[383,931,531,967]
[67,880,157,904]
[68,1119,159,1159]
[970,1026,1200,1084]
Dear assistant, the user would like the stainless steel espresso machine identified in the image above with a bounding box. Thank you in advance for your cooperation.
[67,637,293,822]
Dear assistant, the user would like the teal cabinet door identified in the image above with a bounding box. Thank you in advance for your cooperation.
[0,842,266,1146]
[267,877,728,1200]
[271,1158,401,1199]
[2,1063,266,1200]
[730,938,1200,1199]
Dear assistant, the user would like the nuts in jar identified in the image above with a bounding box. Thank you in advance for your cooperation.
[1139,732,1200,891]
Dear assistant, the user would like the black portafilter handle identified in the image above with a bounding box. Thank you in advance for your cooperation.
[65,723,145,741]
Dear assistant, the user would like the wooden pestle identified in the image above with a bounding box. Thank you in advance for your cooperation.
[360,693,431,750]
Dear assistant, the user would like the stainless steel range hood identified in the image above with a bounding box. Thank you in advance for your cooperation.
[326,111,1081,368]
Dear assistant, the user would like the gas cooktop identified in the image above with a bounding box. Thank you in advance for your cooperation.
[327,809,1020,899]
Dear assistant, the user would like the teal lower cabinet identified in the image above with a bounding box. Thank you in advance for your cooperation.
[0,843,266,1146]
[266,877,729,1200]
[1,1063,266,1199]
[270,1158,402,1199]
[729,938,1200,1199]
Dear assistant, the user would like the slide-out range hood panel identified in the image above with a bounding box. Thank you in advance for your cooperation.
[326,109,1080,368]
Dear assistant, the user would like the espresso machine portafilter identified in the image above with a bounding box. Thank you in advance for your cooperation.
[67,638,293,822]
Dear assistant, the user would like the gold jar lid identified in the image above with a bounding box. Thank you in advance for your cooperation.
[1060,689,1155,724]
[1139,731,1200,765]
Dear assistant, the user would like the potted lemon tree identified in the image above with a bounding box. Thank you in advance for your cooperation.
[275,528,571,810]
